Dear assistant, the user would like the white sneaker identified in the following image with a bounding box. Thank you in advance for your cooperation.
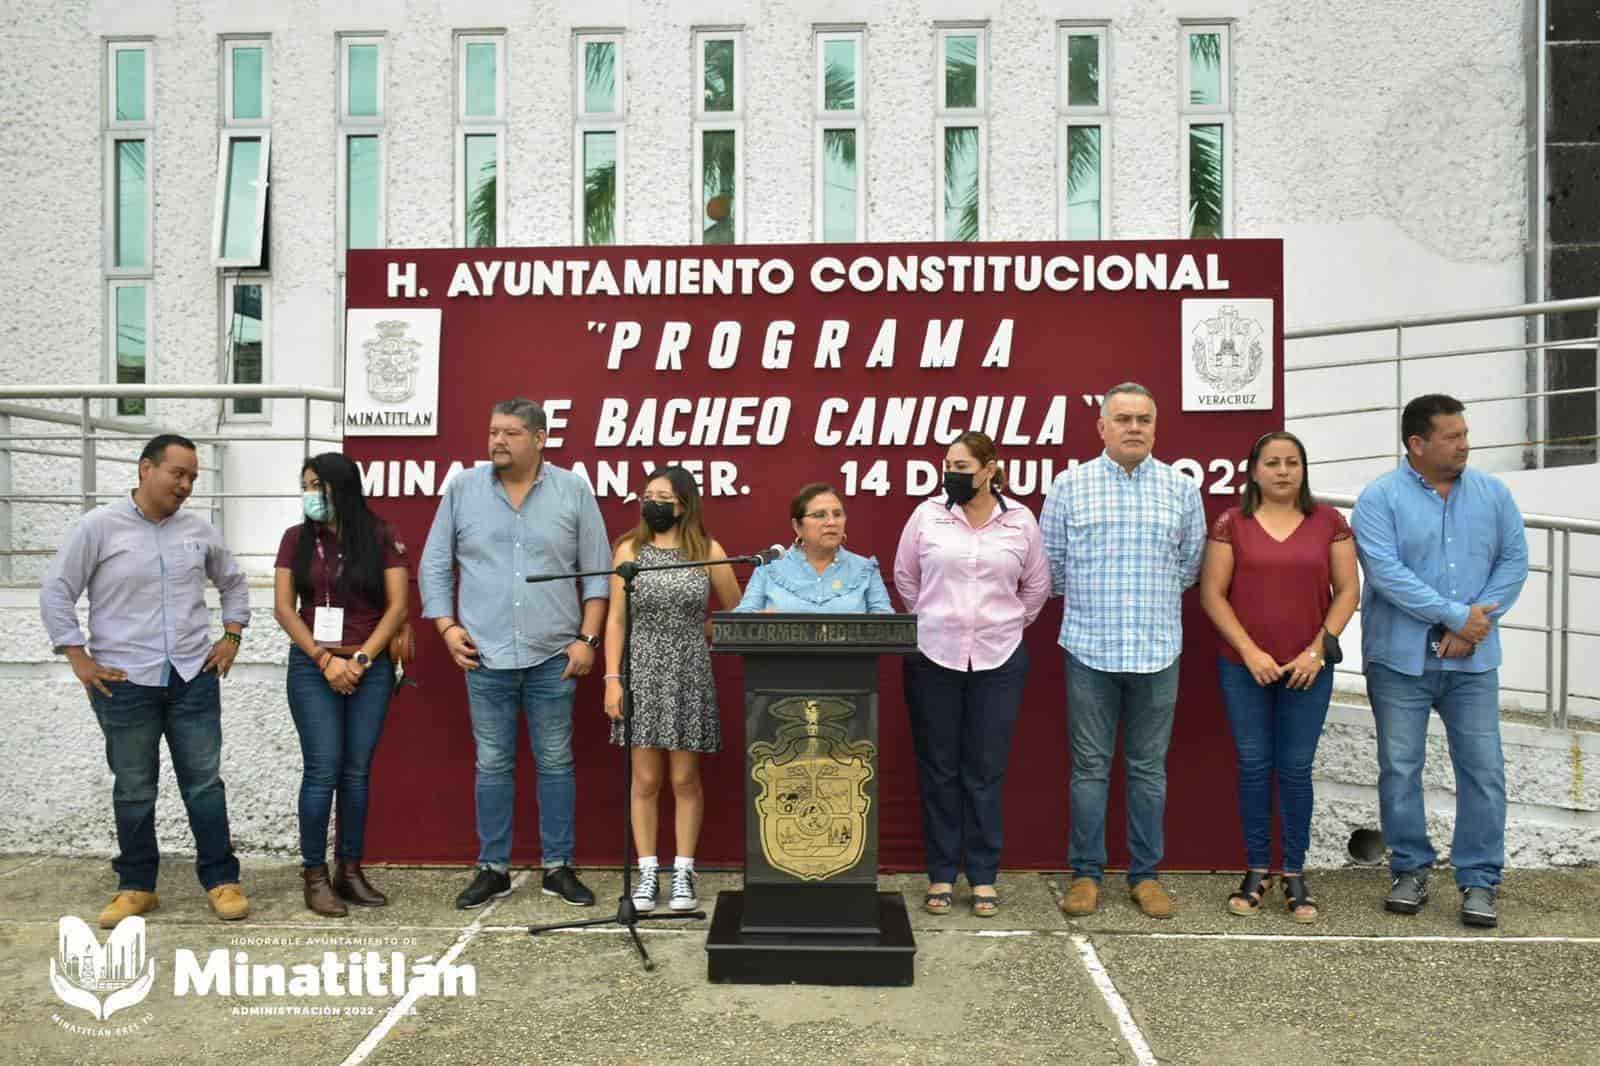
[669,866,698,911]
[631,866,658,913]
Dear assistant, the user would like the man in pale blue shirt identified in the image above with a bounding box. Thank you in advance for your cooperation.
[40,434,251,928]
[420,399,611,910]
[1352,394,1528,928]
[1040,383,1206,920]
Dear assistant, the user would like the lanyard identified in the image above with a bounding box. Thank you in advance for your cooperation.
[313,532,344,607]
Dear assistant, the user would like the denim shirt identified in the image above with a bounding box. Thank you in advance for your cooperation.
[1351,463,1529,677]
[733,547,894,614]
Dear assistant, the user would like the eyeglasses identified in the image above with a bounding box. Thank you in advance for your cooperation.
[803,509,846,521]
[642,495,680,505]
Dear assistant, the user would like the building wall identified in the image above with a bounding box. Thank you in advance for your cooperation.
[6,0,1594,867]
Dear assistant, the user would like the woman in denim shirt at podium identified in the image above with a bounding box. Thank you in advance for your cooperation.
[733,483,894,614]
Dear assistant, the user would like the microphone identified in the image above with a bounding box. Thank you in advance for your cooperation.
[751,545,785,565]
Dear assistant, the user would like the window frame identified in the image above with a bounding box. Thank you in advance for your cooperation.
[337,130,387,264]
[221,274,271,423]
[455,32,507,246]
[211,128,272,267]
[1180,23,1231,116]
[222,36,272,126]
[934,118,986,242]
[692,122,744,245]
[1057,22,1111,240]
[1179,21,1233,238]
[694,29,743,120]
[106,41,152,129]
[574,31,625,245]
[339,34,386,124]
[1180,114,1233,239]
[814,27,866,242]
[935,25,986,113]
[104,131,154,276]
[106,279,155,421]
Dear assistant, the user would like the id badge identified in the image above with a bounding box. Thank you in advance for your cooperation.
[313,606,346,644]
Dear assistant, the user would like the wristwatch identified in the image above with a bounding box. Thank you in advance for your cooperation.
[353,651,372,668]
[576,634,601,649]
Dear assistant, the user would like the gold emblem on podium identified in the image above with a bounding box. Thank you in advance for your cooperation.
[750,697,875,880]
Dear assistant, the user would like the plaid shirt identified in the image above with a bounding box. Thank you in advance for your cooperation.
[1039,452,1206,673]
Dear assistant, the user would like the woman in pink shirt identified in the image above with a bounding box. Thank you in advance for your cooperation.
[894,431,1051,917]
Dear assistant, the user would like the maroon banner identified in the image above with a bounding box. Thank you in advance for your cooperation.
[343,239,1283,870]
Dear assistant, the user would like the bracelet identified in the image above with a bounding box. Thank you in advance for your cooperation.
[222,632,242,646]
[442,622,463,637]
[603,673,623,681]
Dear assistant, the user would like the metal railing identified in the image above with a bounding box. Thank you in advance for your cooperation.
[0,385,342,578]
[1285,295,1600,467]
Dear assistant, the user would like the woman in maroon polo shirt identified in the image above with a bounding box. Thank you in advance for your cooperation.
[1200,431,1359,922]
[273,452,409,918]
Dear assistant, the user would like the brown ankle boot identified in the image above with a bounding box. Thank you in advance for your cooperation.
[332,861,388,907]
[302,865,348,917]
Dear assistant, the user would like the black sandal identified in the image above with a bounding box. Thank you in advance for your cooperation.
[1283,874,1318,923]
[1227,870,1273,916]
[923,889,954,915]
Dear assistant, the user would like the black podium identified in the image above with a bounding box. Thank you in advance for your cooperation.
[705,612,918,986]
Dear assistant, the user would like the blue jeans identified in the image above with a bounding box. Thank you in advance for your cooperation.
[1365,663,1506,889]
[286,646,395,867]
[1065,651,1179,885]
[464,655,577,871]
[904,645,1029,886]
[89,669,240,892]
[1216,658,1333,873]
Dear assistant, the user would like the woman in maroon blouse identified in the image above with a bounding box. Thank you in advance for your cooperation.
[1200,432,1359,922]
[273,453,409,918]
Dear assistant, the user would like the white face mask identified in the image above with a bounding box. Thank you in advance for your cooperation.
[302,491,332,523]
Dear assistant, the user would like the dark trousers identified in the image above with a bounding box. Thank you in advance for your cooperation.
[903,644,1029,885]
[286,646,396,867]
[1216,658,1333,873]
[90,668,240,892]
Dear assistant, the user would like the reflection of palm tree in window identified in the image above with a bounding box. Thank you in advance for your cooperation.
[704,41,734,111]
[943,127,980,242]
[1188,34,1224,238]
[702,131,736,244]
[585,159,615,246]
[580,44,619,245]
[467,164,496,248]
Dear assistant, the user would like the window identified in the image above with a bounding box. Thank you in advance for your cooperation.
[814,29,865,241]
[574,32,624,245]
[223,277,268,418]
[694,30,743,244]
[213,37,271,266]
[935,26,986,241]
[456,33,506,247]
[1180,23,1231,239]
[105,42,153,417]
[339,35,386,262]
[1058,25,1110,239]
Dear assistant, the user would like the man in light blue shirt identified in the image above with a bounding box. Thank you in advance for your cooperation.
[1353,394,1528,928]
[1039,383,1206,920]
[40,434,251,928]
[420,399,611,910]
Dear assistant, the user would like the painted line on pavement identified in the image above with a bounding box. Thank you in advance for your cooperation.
[340,869,532,1066]
[1125,931,1600,945]
[1071,933,1160,1066]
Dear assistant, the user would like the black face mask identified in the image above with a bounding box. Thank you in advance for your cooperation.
[641,500,679,533]
[943,471,980,505]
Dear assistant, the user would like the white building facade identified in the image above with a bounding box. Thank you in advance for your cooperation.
[1,0,1595,865]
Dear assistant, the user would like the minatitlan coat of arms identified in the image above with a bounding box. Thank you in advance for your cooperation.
[1191,305,1266,393]
[750,697,875,881]
[363,319,423,404]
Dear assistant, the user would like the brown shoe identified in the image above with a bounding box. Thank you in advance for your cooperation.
[1061,877,1099,917]
[332,861,388,907]
[302,866,347,918]
[1131,880,1174,919]
[207,882,250,921]
[99,890,159,929]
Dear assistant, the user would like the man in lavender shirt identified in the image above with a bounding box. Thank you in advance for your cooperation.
[40,434,251,928]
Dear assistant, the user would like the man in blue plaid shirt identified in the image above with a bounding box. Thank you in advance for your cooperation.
[1040,382,1206,920]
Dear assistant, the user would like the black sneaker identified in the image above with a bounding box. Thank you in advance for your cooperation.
[1461,886,1498,928]
[1384,869,1429,915]
[542,865,596,907]
[455,867,512,910]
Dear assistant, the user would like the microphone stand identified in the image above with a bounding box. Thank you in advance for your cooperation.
[524,551,768,971]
